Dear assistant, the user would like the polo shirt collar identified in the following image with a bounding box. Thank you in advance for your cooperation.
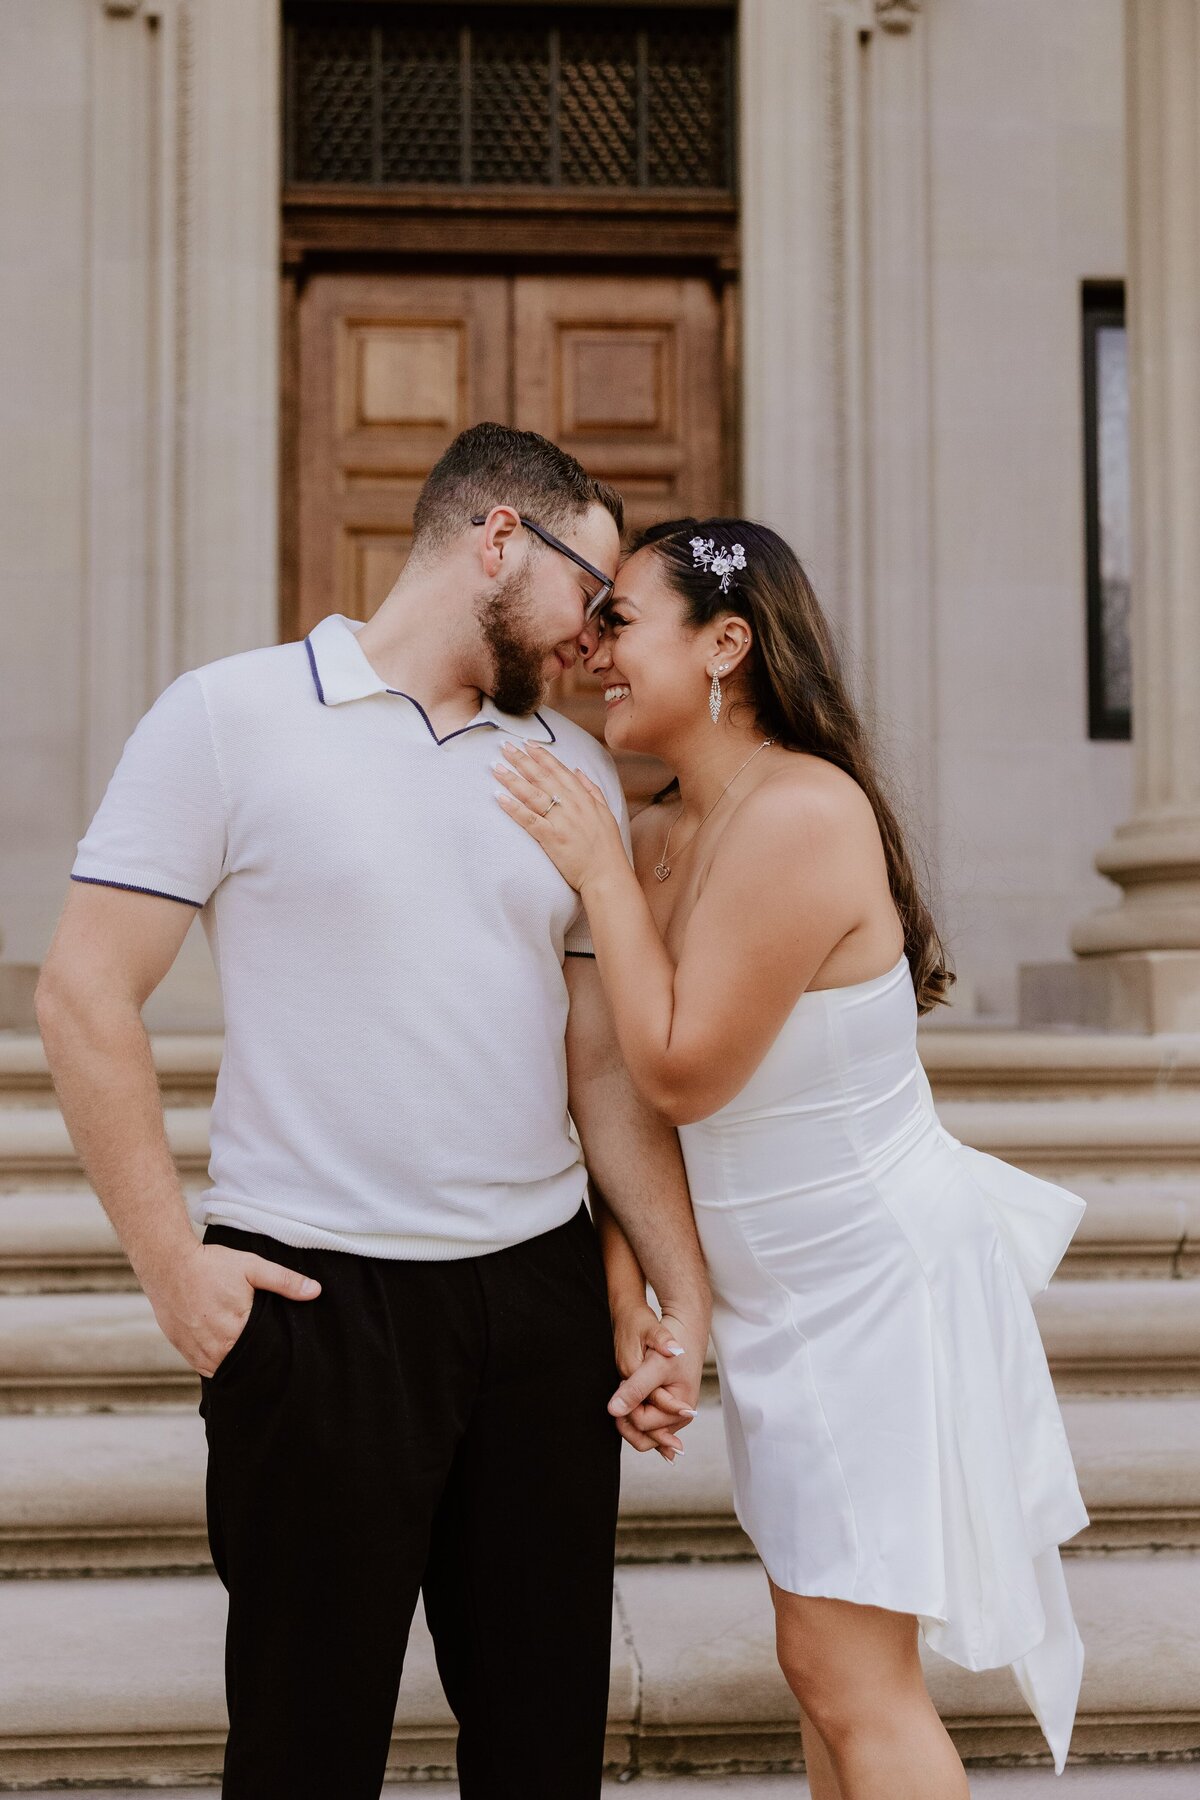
[304,613,556,746]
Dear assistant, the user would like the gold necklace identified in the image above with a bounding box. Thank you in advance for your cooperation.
[654,739,775,882]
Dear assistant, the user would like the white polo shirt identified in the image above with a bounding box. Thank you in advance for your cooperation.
[72,613,631,1260]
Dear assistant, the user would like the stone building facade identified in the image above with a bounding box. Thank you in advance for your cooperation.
[2,0,1195,1032]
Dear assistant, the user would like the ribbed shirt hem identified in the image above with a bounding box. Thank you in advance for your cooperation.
[200,1199,571,1262]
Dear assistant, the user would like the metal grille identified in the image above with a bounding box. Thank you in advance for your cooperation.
[380,22,462,184]
[645,21,731,189]
[290,22,376,185]
[471,22,552,185]
[559,24,638,189]
[284,6,736,191]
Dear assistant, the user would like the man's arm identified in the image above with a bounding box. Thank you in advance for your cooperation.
[565,955,711,1443]
[36,883,320,1376]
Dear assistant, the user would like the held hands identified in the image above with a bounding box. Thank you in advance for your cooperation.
[608,1300,704,1464]
[142,1242,321,1378]
[491,742,627,895]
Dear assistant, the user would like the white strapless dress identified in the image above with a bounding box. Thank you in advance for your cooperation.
[676,952,1089,1772]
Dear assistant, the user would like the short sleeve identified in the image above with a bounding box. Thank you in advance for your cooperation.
[71,672,228,908]
[563,761,633,958]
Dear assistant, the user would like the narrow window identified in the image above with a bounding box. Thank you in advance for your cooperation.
[1082,281,1131,741]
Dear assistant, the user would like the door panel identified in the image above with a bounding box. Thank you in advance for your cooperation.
[297,274,509,635]
[514,274,722,791]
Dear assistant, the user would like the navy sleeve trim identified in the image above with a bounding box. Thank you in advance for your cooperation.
[71,875,203,909]
[563,949,597,959]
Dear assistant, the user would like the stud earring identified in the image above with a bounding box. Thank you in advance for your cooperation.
[709,664,729,725]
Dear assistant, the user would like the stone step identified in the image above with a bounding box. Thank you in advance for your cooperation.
[10,1770,1200,1799]
[1063,1177,1200,1279]
[4,1043,1200,1187]
[0,1293,194,1411]
[942,1096,1200,1179]
[3,1096,1195,1182]
[0,1033,219,1107]
[619,1392,1200,1561]
[1,1177,1197,1298]
[0,1107,209,1180]
[1,1393,1196,1577]
[0,1190,145,1294]
[1035,1280,1200,1393]
[1,1277,1196,1414]
[919,1031,1200,1100]
[0,1555,1195,1785]
[7,1028,1198,1105]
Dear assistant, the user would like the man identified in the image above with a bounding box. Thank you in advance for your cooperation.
[37,423,710,1799]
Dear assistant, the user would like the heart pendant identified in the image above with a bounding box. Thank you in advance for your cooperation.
[654,863,671,882]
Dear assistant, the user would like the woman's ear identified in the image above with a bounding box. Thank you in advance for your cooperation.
[709,614,753,675]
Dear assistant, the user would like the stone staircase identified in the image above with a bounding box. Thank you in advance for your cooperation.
[1,1030,1199,1790]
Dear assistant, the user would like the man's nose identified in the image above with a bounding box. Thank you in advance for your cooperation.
[577,620,607,666]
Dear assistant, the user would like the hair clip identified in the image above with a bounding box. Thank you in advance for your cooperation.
[690,536,747,593]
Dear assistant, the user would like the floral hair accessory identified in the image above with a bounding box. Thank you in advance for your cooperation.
[690,535,747,593]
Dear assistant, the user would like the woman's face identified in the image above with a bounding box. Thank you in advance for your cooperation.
[578,545,712,756]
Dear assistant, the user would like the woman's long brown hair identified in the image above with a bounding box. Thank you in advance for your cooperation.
[631,518,954,1015]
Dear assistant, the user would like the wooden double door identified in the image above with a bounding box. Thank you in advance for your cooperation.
[293,270,727,759]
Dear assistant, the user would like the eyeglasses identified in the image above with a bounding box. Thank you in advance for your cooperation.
[470,513,614,624]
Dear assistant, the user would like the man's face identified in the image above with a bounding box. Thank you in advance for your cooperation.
[475,504,620,716]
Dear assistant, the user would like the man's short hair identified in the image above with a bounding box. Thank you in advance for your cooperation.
[411,422,624,559]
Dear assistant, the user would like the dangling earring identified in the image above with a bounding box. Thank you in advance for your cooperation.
[709,663,728,725]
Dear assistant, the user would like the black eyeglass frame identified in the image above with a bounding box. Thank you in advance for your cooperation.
[470,513,614,624]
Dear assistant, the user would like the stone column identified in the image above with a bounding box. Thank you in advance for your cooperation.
[740,0,847,597]
[741,0,937,822]
[1069,0,1200,1029]
[180,0,280,674]
[83,0,279,807]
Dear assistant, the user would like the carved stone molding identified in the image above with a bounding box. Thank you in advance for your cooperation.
[875,0,921,33]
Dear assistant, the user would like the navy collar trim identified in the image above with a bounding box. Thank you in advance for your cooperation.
[304,636,326,706]
[380,687,556,749]
[303,617,557,747]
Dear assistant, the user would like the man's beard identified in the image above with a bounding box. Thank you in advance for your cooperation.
[475,562,555,717]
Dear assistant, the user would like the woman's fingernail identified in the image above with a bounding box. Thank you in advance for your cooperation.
[666,1343,686,1356]
[680,1406,698,1418]
[610,1398,629,1416]
[300,1279,320,1297]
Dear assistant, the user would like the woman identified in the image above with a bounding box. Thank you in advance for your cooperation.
[491,519,1089,1798]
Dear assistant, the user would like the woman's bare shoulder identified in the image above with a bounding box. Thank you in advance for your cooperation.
[723,754,880,868]
[753,752,872,822]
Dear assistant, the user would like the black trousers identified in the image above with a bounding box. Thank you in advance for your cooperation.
[199,1203,622,1800]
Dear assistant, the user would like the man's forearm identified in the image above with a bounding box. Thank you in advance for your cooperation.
[591,1189,648,1315]
[572,1062,709,1329]
[38,983,197,1291]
